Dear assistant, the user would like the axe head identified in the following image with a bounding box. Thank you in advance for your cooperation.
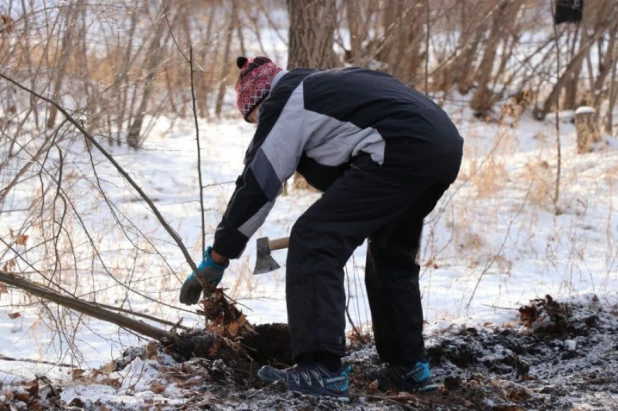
[253,237,281,274]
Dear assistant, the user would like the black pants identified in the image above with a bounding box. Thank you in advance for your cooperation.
[286,150,461,365]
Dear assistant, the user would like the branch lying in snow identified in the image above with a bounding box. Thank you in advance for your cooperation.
[0,270,172,341]
[0,72,199,275]
[0,354,76,368]
[93,301,191,331]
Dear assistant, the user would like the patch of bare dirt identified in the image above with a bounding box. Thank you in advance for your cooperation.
[2,295,616,410]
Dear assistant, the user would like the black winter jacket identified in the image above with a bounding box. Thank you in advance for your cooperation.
[213,67,463,258]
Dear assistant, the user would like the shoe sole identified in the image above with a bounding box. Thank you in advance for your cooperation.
[258,369,350,403]
[257,367,285,383]
[417,382,438,392]
[289,383,350,403]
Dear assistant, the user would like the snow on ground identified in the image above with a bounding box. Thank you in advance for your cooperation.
[2,293,617,410]
[1,98,617,409]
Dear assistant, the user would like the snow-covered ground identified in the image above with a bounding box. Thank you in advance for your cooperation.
[1,95,617,408]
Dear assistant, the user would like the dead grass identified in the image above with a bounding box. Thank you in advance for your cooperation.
[519,158,555,208]
[468,157,509,198]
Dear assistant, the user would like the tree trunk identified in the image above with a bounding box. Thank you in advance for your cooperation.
[18,0,40,130]
[46,2,82,129]
[562,26,583,110]
[606,42,618,134]
[535,26,608,121]
[115,6,138,145]
[77,5,98,142]
[454,28,484,94]
[380,0,425,85]
[575,107,602,153]
[451,0,496,94]
[127,16,166,149]
[236,1,246,57]
[194,7,217,119]
[345,0,362,65]
[591,19,618,114]
[287,0,338,69]
[215,0,238,117]
[287,0,338,190]
[215,0,239,118]
[470,0,521,116]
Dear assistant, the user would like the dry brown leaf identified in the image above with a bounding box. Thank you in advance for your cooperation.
[0,282,8,294]
[169,375,186,383]
[208,341,221,357]
[178,378,204,388]
[150,382,167,394]
[228,322,239,337]
[101,361,116,374]
[25,379,39,397]
[2,259,16,273]
[100,378,121,389]
[13,392,30,402]
[508,387,531,402]
[0,15,14,34]
[7,312,20,319]
[147,341,158,360]
[15,234,28,246]
[367,379,379,391]
[72,369,86,380]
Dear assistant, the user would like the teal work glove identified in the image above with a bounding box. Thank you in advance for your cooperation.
[179,246,228,305]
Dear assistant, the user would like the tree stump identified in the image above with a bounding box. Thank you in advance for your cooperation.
[575,106,601,153]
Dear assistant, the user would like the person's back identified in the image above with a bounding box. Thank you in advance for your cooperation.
[252,66,463,190]
[301,67,461,152]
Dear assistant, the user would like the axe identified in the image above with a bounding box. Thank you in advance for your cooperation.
[253,236,289,274]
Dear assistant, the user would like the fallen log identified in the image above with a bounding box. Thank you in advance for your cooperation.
[0,271,293,366]
[0,270,171,341]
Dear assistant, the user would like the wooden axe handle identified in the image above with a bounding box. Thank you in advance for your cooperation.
[269,237,290,251]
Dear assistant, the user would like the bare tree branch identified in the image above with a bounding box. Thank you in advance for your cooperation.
[0,71,199,275]
[190,46,207,256]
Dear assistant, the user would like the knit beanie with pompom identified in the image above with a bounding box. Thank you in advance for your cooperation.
[235,56,283,122]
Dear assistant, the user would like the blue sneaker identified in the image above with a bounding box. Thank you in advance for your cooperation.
[258,363,351,402]
[368,360,438,393]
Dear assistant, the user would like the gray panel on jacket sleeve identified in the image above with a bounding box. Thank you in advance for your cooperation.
[303,110,385,166]
[250,149,283,201]
[353,130,386,165]
[238,200,276,238]
[259,85,308,181]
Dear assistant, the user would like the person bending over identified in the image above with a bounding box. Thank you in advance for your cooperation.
[180,56,463,402]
